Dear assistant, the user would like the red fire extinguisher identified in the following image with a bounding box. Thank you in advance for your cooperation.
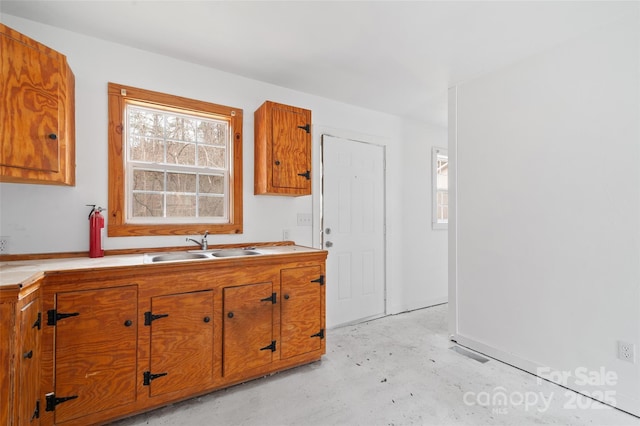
[88,205,105,258]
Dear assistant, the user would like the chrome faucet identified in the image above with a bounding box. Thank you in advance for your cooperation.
[186,231,209,250]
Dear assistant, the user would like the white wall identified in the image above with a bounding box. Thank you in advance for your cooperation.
[1,15,449,316]
[0,14,401,251]
[398,119,448,313]
[450,12,640,415]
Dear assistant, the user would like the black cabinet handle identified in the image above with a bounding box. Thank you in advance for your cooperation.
[124,320,133,327]
[23,350,33,359]
[297,170,311,180]
[275,160,281,166]
[203,316,211,323]
[227,312,234,318]
[48,133,57,140]
[284,294,290,300]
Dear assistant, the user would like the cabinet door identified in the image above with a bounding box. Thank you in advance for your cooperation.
[17,297,41,425]
[148,290,214,396]
[52,286,137,424]
[0,30,60,173]
[223,282,274,377]
[280,266,323,359]
[271,105,311,191]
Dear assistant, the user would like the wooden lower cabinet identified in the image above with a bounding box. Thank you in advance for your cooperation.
[9,250,325,425]
[223,282,275,377]
[0,283,42,426]
[17,294,42,425]
[49,286,138,424]
[280,266,324,359]
[147,290,214,396]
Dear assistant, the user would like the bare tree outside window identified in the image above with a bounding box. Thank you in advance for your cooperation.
[108,83,243,236]
[126,104,230,222]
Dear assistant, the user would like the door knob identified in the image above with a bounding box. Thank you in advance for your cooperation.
[325,241,333,248]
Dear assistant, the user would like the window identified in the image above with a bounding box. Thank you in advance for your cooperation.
[432,147,448,229]
[108,83,243,236]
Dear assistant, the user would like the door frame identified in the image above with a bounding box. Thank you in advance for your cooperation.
[318,132,388,326]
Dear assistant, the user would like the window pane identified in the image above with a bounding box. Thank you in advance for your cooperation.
[166,116,197,142]
[133,170,164,191]
[166,172,196,193]
[198,145,226,168]
[432,148,448,227]
[199,196,224,217]
[129,108,164,138]
[199,174,224,194]
[129,136,164,163]
[437,190,448,222]
[166,194,196,217]
[436,157,448,190]
[198,120,227,146]
[123,99,235,224]
[167,141,196,166]
[132,193,163,217]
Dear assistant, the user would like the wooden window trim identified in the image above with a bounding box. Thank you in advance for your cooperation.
[107,83,243,236]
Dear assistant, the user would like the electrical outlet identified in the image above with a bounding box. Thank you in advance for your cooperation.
[0,236,9,254]
[282,229,290,241]
[618,341,636,363]
[297,213,312,227]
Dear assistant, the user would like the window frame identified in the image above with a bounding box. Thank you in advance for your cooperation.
[108,83,243,236]
[432,146,448,230]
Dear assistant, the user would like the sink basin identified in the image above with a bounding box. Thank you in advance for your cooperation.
[146,252,209,263]
[210,249,260,257]
[144,248,263,263]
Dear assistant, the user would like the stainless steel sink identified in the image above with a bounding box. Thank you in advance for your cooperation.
[144,248,262,263]
[145,252,210,263]
[210,249,260,257]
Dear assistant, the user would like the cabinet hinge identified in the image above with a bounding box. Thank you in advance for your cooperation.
[311,329,325,339]
[47,310,79,326]
[311,275,325,286]
[297,170,311,180]
[32,312,41,330]
[143,371,168,386]
[45,393,78,411]
[297,123,310,134]
[260,340,277,352]
[144,311,169,326]
[31,400,40,421]
[260,293,277,304]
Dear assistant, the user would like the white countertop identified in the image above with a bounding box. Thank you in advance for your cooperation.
[0,245,323,289]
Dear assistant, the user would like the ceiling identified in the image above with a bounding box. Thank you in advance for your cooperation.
[1,1,635,126]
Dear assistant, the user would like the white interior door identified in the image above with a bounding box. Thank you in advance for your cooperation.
[322,135,385,327]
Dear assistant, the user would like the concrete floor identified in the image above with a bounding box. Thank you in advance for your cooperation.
[113,304,640,426]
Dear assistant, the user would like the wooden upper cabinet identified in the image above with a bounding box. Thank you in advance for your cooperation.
[0,24,75,185]
[254,101,311,196]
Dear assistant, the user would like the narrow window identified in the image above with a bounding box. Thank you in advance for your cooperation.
[432,147,448,229]
[108,83,243,236]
